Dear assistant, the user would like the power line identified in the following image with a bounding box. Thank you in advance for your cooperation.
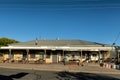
[112,32,120,45]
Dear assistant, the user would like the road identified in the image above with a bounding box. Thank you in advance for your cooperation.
[0,68,120,80]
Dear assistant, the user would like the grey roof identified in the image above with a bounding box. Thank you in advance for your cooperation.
[9,40,111,47]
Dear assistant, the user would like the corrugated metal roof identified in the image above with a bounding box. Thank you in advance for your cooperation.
[8,40,111,47]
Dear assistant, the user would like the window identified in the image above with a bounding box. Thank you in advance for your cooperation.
[39,52,44,59]
[30,53,35,58]
[46,52,51,58]
[92,54,97,57]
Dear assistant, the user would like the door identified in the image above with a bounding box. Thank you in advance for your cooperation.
[52,51,58,63]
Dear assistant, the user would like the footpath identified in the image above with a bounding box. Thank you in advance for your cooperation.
[0,63,119,74]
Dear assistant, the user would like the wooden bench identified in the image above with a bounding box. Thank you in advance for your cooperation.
[64,60,81,66]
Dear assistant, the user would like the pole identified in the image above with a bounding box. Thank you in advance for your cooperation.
[26,49,29,62]
[98,51,101,63]
[9,49,11,59]
[44,50,46,63]
[81,49,82,63]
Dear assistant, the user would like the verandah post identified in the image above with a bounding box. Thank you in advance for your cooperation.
[26,49,29,62]
[80,49,82,63]
[9,49,12,63]
[44,49,46,63]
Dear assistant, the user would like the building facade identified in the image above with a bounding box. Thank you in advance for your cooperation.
[0,40,117,63]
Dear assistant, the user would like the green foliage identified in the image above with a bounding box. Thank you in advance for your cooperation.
[0,37,19,47]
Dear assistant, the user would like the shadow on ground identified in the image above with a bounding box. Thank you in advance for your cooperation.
[56,71,120,80]
[0,72,28,80]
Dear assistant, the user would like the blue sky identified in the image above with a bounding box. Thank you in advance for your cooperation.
[0,0,120,45]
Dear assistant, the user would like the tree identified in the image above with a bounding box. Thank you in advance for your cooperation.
[0,37,19,47]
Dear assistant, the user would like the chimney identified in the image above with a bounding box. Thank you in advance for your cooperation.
[35,38,38,45]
